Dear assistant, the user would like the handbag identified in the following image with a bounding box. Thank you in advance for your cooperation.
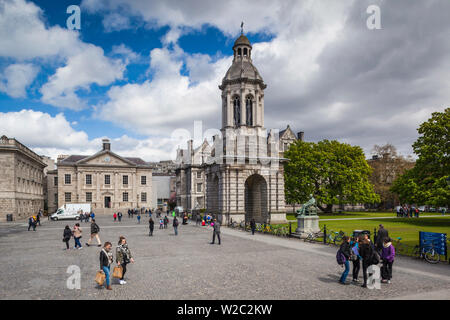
[112,266,123,279]
[95,270,106,285]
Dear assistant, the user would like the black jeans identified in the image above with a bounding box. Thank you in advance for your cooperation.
[64,239,70,249]
[362,261,370,286]
[149,227,153,236]
[352,259,360,280]
[212,232,221,244]
[121,262,127,280]
[382,260,393,280]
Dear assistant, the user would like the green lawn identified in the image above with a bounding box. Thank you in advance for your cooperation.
[286,211,444,220]
[280,215,450,258]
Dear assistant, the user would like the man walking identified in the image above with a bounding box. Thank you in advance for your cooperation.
[173,217,179,236]
[86,219,101,247]
[118,211,122,222]
[149,218,154,236]
[28,216,36,231]
[210,218,221,245]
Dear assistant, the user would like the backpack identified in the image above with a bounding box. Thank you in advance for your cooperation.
[371,250,380,265]
[336,249,346,265]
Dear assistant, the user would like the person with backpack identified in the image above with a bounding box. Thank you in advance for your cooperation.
[173,217,179,235]
[380,237,395,284]
[337,236,351,285]
[28,216,36,231]
[149,218,154,236]
[159,218,164,229]
[99,242,113,290]
[164,215,169,229]
[73,223,83,249]
[116,236,134,285]
[63,225,72,250]
[86,219,101,247]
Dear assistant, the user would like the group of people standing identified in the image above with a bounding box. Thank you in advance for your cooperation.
[396,205,419,218]
[79,211,96,223]
[338,224,395,287]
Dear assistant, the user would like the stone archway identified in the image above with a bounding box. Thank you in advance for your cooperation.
[244,174,268,223]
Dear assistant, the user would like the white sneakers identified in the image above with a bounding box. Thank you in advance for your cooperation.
[119,280,127,285]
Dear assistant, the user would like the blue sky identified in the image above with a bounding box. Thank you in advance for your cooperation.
[0,0,449,162]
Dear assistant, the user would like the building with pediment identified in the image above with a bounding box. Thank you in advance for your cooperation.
[52,139,152,214]
[176,34,304,223]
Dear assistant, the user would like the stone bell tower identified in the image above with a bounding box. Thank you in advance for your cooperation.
[203,31,287,225]
[218,32,268,160]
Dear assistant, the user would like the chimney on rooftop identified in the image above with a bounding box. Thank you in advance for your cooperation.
[102,139,111,151]
[297,131,304,141]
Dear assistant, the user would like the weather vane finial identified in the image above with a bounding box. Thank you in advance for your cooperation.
[241,21,244,35]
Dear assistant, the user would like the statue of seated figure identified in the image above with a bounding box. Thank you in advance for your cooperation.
[296,194,318,217]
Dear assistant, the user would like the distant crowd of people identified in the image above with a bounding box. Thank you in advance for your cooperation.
[396,205,420,218]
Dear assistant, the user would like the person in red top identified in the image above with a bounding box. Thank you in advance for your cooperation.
[113,212,117,222]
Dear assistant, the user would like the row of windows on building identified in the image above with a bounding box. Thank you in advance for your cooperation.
[62,192,148,203]
[17,159,43,181]
[55,174,148,186]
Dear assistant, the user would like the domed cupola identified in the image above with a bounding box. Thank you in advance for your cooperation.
[220,33,266,89]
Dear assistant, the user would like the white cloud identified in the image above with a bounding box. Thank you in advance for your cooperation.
[0,63,39,98]
[40,45,126,110]
[0,0,127,109]
[95,45,230,135]
[0,109,177,162]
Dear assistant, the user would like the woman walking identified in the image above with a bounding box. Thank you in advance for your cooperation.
[116,236,134,285]
[99,242,114,290]
[338,236,351,285]
[63,225,72,250]
[73,223,83,249]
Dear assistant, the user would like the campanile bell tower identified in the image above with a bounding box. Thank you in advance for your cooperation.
[219,33,266,132]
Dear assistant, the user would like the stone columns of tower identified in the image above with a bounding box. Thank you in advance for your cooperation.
[240,88,246,126]
[226,91,232,127]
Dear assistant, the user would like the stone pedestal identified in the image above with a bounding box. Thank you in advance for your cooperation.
[295,215,320,234]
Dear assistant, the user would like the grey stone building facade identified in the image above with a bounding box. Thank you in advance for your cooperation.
[0,135,46,221]
[55,139,153,214]
[176,34,299,224]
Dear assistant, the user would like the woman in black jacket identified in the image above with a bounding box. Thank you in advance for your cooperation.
[63,225,72,250]
[359,236,374,288]
[338,236,351,284]
[99,242,113,290]
[250,219,256,235]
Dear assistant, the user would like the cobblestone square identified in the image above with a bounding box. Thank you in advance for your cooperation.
[0,216,449,300]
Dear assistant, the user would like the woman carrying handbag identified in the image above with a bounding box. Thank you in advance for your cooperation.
[116,236,134,285]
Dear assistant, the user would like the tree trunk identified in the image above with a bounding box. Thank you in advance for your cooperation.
[317,204,333,213]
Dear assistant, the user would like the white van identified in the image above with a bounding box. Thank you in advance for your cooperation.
[50,204,91,221]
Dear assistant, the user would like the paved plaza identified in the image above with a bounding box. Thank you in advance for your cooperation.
[0,216,449,300]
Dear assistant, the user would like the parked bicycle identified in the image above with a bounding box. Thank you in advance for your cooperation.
[412,239,441,264]
[304,230,321,242]
[324,230,345,245]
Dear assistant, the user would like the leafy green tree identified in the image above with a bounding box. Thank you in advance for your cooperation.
[284,139,379,213]
[391,108,450,206]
